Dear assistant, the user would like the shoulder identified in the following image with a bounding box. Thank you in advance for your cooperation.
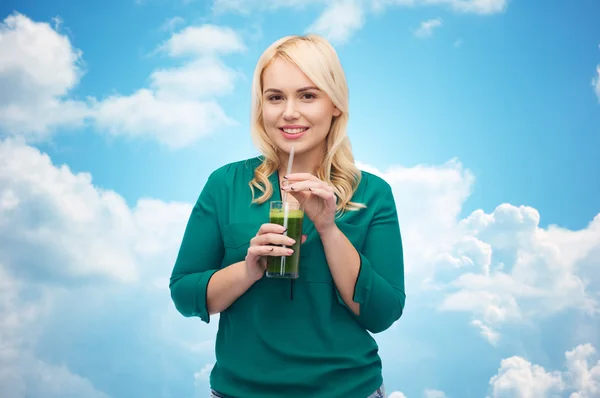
[355,168,396,213]
[357,169,392,194]
[199,157,262,199]
[209,157,261,179]
[205,157,261,185]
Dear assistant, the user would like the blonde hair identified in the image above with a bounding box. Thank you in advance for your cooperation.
[249,34,365,215]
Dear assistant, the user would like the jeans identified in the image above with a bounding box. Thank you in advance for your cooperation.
[210,384,386,398]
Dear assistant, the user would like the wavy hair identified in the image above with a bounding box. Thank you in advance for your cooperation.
[249,34,365,215]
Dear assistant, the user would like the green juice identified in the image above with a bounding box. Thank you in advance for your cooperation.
[266,208,304,279]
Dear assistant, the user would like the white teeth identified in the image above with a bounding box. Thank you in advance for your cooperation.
[282,128,307,134]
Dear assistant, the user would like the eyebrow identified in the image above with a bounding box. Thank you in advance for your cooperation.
[263,86,321,94]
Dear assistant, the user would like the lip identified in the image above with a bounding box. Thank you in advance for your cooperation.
[280,125,309,129]
[279,125,309,140]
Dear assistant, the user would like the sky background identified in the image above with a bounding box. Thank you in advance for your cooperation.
[0,0,599,397]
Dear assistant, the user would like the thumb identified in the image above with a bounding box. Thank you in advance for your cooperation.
[301,234,308,244]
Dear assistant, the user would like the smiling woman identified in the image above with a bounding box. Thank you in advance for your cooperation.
[169,34,406,398]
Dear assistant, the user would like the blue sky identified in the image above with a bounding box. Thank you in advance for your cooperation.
[0,0,599,397]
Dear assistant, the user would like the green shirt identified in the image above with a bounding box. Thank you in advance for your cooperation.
[170,157,406,398]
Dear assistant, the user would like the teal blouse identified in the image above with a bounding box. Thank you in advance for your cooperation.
[170,157,406,398]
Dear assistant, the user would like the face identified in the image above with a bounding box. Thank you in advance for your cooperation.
[261,57,341,157]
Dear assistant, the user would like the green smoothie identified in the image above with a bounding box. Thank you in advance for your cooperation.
[266,206,304,279]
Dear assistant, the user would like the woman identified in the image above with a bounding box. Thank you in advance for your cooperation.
[169,34,406,398]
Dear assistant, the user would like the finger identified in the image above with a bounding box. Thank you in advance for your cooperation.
[252,232,296,247]
[257,223,287,235]
[301,234,307,244]
[308,187,336,202]
[248,245,294,257]
[281,186,310,204]
[284,173,321,182]
[282,180,328,192]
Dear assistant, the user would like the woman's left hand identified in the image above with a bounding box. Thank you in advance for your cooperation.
[281,173,337,234]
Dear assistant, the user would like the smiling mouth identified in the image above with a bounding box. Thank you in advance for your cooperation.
[280,127,309,135]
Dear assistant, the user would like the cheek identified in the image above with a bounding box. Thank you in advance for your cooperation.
[311,108,335,127]
[262,106,280,127]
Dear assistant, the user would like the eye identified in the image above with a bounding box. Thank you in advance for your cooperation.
[301,92,317,100]
[268,95,283,101]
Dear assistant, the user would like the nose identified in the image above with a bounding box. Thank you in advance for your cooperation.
[282,100,299,120]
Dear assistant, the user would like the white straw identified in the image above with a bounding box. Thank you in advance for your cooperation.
[280,145,295,275]
[282,145,295,203]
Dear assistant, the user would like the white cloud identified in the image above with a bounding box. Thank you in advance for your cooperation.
[414,18,443,38]
[213,0,507,43]
[358,160,600,345]
[439,206,600,343]
[0,139,218,396]
[373,0,507,14]
[157,24,246,57]
[212,0,324,14]
[150,57,240,100]
[93,24,245,148]
[0,13,244,149]
[0,138,199,283]
[593,65,600,103]
[0,12,91,141]
[0,264,110,398]
[424,389,447,398]
[431,0,507,14]
[388,392,408,398]
[160,16,185,32]
[489,344,600,398]
[305,0,365,44]
[92,90,236,149]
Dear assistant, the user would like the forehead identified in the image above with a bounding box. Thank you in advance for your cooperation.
[262,57,315,90]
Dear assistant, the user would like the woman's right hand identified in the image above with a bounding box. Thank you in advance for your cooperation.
[245,223,305,282]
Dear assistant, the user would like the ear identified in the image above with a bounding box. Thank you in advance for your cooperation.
[333,107,342,117]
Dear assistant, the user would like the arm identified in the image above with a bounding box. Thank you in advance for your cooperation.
[320,183,406,333]
[169,169,255,322]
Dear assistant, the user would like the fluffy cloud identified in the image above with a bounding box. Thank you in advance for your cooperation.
[371,0,507,14]
[440,206,600,343]
[424,389,447,398]
[489,344,600,398]
[305,0,365,44]
[0,13,91,141]
[92,23,245,148]
[0,139,218,397]
[0,13,243,149]
[213,0,508,43]
[157,24,246,56]
[357,159,600,345]
[414,18,443,38]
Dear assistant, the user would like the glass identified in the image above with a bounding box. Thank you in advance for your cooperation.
[265,201,304,279]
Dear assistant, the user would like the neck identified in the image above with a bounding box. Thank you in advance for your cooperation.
[278,146,324,176]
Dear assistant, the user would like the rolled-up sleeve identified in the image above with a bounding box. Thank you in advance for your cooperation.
[169,169,225,323]
[337,182,406,333]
